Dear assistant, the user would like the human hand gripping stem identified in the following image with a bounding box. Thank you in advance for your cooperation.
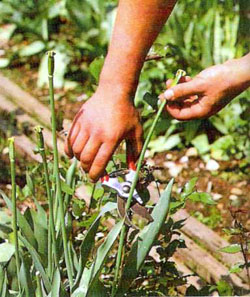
[163,53,250,120]
[65,86,143,182]
[65,0,177,181]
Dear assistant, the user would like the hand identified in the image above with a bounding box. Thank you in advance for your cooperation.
[163,58,250,121]
[65,85,143,182]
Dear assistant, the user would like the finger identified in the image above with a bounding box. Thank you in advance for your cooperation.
[64,122,81,158]
[126,126,143,169]
[166,97,211,120]
[80,137,102,173]
[72,130,89,160]
[89,143,117,182]
[164,78,205,101]
[166,79,173,88]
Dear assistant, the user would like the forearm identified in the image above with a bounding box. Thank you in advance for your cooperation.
[99,0,177,94]
[235,53,250,88]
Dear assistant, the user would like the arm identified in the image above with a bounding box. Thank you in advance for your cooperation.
[65,0,177,181]
[163,53,250,120]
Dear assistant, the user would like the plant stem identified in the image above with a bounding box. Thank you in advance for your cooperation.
[36,272,43,297]
[35,126,59,274]
[64,158,77,212]
[8,137,21,291]
[111,222,127,297]
[111,69,186,296]
[47,51,74,289]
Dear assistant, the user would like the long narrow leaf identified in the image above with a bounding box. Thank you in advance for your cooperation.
[20,257,35,297]
[115,179,174,296]
[0,190,37,248]
[74,202,117,288]
[19,235,51,293]
[86,220,123,296]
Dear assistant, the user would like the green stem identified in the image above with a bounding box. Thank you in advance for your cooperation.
[64,158,78,212]
[47,51,74,289]
[111,223,127,297]
[8,137,21,291]
[111,69,186,296]
[35,126,59,274]
[35,272,43,297]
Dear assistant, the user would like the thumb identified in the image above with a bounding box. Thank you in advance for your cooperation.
[126,127,143,170]
[164,78,204,101]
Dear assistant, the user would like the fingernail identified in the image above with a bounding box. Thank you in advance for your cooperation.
[164,89,174,100]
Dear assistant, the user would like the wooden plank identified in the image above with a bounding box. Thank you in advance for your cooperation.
[172,209,248,283]
[170,256,204,293]
[174,234,249,290]
[0,94,65,155]
[0,72,51,127]
[13,135,42,163]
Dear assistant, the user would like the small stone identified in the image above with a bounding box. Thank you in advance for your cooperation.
[206,159,220,171]
[229,195,238,201]
[166,153,173,160]
[163,161,175,168]
[2,147,9,155]
[217,203,224,210]
[212,193,222,201]
[163,161,183,177]
[186,147,198,157]
[169,165,183,177]
[230,188,243,196]
[199,162,205,169]
[180,156,189,163]
[147,158,155,166]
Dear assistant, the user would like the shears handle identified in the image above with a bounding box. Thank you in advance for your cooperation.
[100,158,136,182]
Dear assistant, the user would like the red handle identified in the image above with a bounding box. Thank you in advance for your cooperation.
[127,155,136,171]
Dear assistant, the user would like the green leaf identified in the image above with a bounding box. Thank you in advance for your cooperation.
[61,180,74,195]
[188,192,216,205]
[51,269,61,297]
[0,243,15,263]
[20,256,35,296]
[86,220,123,296]
[0,58,10,68]
[183,120,201,143]
[191,134,210,155]
[210,116,228,135]
[74,202,117,288]
[143,92,158,109]
[229,263,243,274]
[216,280,233,296]
[19,235,51,292]
[89,56,105,82]
[0,24,16,42]
[182,177,198,197]
[0,190,37,248]
[149,134,181,154]
[0,270,7,297]
[219,244,241,254]
[116,179,174,297]
[19,41,45,57]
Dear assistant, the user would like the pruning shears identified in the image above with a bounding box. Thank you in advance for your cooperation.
[101,159,153,228]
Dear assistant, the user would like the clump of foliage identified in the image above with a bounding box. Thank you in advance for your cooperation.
[0,55,204,296]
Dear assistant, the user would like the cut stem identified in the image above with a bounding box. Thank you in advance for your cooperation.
[8,137,21,291]
[35,126,59,274]
[111,69,186,296]
[47,51,74,289]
